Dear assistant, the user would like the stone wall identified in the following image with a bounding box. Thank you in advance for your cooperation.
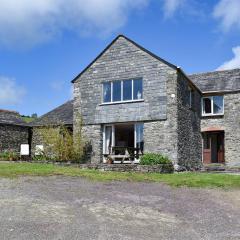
[144,70,178,164]
[0,124,29,153]
[201,91,240,167]
[31,125,73,156]
[81,125,102,164]
[176,73,202,169]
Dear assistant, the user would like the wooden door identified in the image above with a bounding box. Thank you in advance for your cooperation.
[203,134,211,164]
[203,132,225,164]
[217,133,224,163]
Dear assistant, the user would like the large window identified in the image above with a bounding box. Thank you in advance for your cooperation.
[202,96,224,116]
[102,79,143,103]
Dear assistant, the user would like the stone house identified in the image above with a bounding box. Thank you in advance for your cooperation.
[72,35,240,168]
[0,110,30,153]
[72,35,203,169]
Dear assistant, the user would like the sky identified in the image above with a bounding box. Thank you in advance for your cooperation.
[0,0,240,116]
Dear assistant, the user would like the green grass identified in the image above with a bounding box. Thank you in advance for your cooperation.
[21,116,36,123]
[0,163,239,188]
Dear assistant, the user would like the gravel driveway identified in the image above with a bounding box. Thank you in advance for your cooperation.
[0,176,239,240]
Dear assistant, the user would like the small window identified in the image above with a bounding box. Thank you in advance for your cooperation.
[103,82,111,103]
[189,87,194,109]
[202,96,224,116]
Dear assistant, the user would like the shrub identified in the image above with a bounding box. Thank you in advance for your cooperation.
[140,153,172,165]
[0,151,19,161]
[35,117,85,162]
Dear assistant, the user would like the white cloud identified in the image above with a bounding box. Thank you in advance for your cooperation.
[0,76,26,105]
[162,0,185,18]
[217,46,240,70]
[0,0,148,49]
[213,0,240,32]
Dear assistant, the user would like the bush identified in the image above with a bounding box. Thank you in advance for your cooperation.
[0,151,19,161]
[35,117,85,162]
[140,153,172,165]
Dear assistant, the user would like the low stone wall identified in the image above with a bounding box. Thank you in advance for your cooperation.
[78,163,174,173]
[6,161,174,173]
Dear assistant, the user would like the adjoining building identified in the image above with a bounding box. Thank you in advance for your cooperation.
[0,110,30,153]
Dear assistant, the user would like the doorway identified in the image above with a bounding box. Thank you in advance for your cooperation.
[103,123,144,163]
[202,131,224,164]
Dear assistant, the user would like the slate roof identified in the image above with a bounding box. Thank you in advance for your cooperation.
[30,100,73,127]
[0,110,28,126]
[189,68,240,93]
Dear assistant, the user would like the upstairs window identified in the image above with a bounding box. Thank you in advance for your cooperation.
[102,79,143,103]
[202,96,224,116]
[189,87,194,109]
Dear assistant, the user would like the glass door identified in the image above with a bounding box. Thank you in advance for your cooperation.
[103,125,115,163]
[134,123,144,162]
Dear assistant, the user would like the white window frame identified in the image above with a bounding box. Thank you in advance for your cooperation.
[202,96,224,116]
[101,79,143,105]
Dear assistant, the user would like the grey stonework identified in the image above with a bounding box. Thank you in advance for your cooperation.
[73,36,174,125]
[81,125,102,164]
[176,74,202,169]
[73,36,202,168]
[0,124,29,153]
[201,91,240,167]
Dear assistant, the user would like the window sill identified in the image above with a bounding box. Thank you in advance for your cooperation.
[99,99,144,106]
[202,113,224,117]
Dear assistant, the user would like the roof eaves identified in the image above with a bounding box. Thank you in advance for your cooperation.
[202,89,240,94]
[177,67,202,94]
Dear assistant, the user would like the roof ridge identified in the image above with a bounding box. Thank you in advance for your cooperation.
[189,68,240,76]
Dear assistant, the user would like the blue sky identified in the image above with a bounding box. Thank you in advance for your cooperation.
[0,0,240,116]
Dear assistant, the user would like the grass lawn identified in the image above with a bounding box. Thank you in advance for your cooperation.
[0,162,239,188]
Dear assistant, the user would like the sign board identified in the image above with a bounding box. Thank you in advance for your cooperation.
[20,144,30,156]
[35,145,44,156]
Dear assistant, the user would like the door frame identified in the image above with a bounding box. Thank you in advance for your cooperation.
[103,122,144,163]
[202,131,225,164]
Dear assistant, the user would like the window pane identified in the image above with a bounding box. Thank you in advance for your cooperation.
[203,98,211,114]
[104,126,112,154]
[123,80,132,100]
[103,82,111,102]
[133,79,143,100]
[112,81,121,102]
[136,123,144,154]
[213,96,223,114]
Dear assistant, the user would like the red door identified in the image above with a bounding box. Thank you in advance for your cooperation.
[203,132,224,164]
[203,133,211,164]
[217,133,224,163]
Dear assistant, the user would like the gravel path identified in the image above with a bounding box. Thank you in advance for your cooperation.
[0,176,239,240]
